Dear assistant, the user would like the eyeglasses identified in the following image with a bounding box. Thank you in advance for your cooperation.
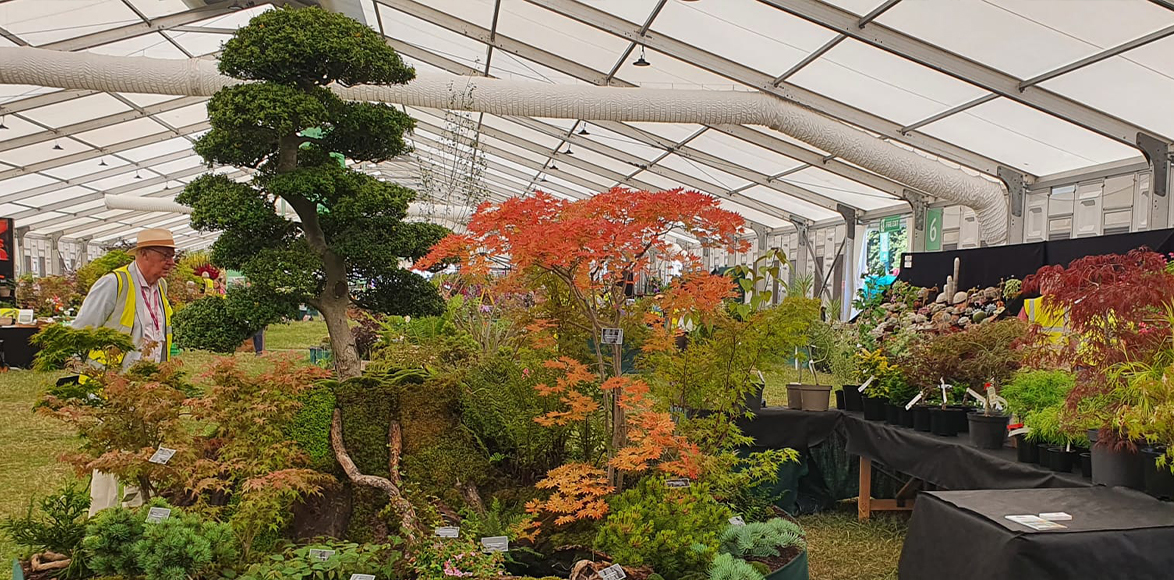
[148,248,176,261]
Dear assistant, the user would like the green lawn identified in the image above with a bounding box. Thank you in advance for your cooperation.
[800,504,907,580]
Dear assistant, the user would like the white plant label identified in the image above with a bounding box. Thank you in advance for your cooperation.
[145,507,171,523]
[966,388,985,403]
[1005,514,1066,531]
[1039,512,1072,521]
[481,536,509,553]
[857,376,875,393]
[665,478,691,489]
[600,328,623,345]
[434,526,460,538]
[148,447,176,465]
[728,516,746,526]
[350,575,375,580]
[308,549,335,561]
[598,564,627,580]
[904,392,923,411]
[939,379,950,404]
[1008,427,1031,438]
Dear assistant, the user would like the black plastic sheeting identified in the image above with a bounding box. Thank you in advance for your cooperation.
[897,227,1174,290]
[900,489,1174,580]
[739,409,1088,491]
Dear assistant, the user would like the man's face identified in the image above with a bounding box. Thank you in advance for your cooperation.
[136,246,175,284]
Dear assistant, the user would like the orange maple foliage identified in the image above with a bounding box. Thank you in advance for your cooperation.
[520,462,613,539]
[603,377,706,478]
[533,357,600,427]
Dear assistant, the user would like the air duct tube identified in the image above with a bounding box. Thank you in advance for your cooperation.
[5,47,1007,242]
[104,194,469,220]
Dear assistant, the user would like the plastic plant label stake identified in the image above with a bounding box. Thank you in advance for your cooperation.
[939,379,950,404]
[600,328,623,345]
[858,376,875,393]
[481,536,509,553]
[966,387,985,403]
[1008,427,1031,438]
[146,507,171,523]
[665,478,691,489]
[148,447,176,465]
[729,516,746,526]
[904,392,923,411]
[435,526,460,538]
[598,564,627,580]
[308,549,335,561]
[350,575,375,580]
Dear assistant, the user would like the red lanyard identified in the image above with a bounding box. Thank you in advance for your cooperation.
[140,285,161,332]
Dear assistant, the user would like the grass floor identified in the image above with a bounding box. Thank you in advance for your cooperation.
[0,321,904,579]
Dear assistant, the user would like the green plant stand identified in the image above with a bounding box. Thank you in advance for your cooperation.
[764,550,809,580]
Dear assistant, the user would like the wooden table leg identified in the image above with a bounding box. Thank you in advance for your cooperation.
[858,455,872,521]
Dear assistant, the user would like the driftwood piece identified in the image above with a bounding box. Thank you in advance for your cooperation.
[31,552,70,572]
[389,420,402,486]
[457,479,485,515]
[330,409,420,541]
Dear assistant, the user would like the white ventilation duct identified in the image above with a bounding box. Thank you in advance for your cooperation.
[4,47,1008,243]
[104,194,470,226]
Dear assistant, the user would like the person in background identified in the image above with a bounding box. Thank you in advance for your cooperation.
[71,228,177,516]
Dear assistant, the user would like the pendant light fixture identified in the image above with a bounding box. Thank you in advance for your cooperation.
[564,146,574,155]
[633,45,651,67]
[0,116,8,130]
[52,140,63,150]
[578,123,590,136]
[98,158,108,167]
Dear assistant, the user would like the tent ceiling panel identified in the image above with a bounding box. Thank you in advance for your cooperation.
[1,1,141,46]
[981,0,1174,55]
[376,4,487,69]
[15,185,94,208]
[487,50,588,84]
[119,92,181,107]
[626,122,706,145]
[654,153,752,192]
[124,0,193,20]
[820,0,887,16]
[0,85,60,104]
[119,136,197,162]
[576,124,664,161]
[147,156,206,177]
[0,173,59,198]
[0,112,45,139]
[614,46,752,90]
[737,185,839,222]
[2,140,90,167]
[399,0,497,29]
[480,116,565,150]
[653,0,840,78]
[781,167,897,211]
[85,32,189,59]
[788,38,991,126]
[163,30,228,56]
[920,97,1140,175]
[19,93,131,128]
[688,131,805,176]
[42,155,139,180]
[1042,35,1174,140]
[498,1,629,74]
[151,102,210,128]
[716,199,786,230]
[71,117,170,148]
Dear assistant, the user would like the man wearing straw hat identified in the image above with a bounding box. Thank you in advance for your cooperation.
[73,228,177,368]
[72,228,177,516]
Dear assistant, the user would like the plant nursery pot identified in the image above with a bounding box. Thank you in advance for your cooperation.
[762,549,809,580]
[947,405,973,433]
[1091,442,1145,489]
[746,382,765,412]
[968,413,1010,450]
[1080,452,1093,479]
[843,385,864,412]
[898,406,915,428]
[1014,434,1039,464]
[912,406,932,432]
[835,390,845,410]
[862,395,887,421]
[786,383,804,410]
[1142,448,1174,501]
[799,384,832,412]
[1042,446,1074,472]
[928,407,960,437]
[884,403,900,425]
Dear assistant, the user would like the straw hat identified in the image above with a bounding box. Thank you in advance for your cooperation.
[130,228,177,253]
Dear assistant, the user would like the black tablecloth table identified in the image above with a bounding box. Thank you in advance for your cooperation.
[0,326,39,369]
[899,488,1174,580]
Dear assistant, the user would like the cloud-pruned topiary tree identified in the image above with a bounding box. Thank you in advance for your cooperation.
[176,6,447,378]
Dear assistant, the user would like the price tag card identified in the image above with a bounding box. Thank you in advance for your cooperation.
[481,536,509,553]
[146,507,171,523]
[350,575,375,580]
[728,516,746,526]
[1005,514,1066,531]
[857,376,875,393]
[434,526,460,538]
[598,564,627,580]
[665,478,691,488]
[149,447,176,465]
[308,549,335,561]
[600,328,624,345]
[904,392,923,411]
[1039,512,1072,521]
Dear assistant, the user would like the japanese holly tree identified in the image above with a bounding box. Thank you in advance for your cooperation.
[175,7,446,377]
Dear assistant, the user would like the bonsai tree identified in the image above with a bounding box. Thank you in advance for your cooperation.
[176,6,447,378]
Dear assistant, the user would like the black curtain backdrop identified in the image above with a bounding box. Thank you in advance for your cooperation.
[898,227,1174,290]
[0,218,14,282]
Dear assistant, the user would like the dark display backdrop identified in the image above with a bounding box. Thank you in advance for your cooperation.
[0,218,13,282]
[897,227,1174,290]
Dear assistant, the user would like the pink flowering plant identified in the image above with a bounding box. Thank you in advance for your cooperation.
[408,539,505,580]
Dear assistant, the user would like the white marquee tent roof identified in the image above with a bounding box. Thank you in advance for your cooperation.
[1,0,1171,250]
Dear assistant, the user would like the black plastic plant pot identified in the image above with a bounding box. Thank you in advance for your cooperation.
[862,395,887,421]
[948,405,973,433]
[1092,440,1145,489]
[835,390,846,410]
[1142,448,1174,501]
[1080,452,1093,478]
[1042,446,1074,472]
[898,406,915,428]
[928,407,959,437]
[885,403,900,425]
[1015,434,1039,464]
[968,413,1010,450]
[843,386,864,412]
[912,406,932,432]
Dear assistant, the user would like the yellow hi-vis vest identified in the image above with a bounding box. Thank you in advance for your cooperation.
[84,266,174,374]
[1025,297,1065,342]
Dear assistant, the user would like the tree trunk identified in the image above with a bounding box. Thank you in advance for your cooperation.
[320,295,360,379]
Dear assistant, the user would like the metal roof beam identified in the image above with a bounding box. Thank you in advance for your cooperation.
[7,163,216,220]
[41,4,243,52]
[0,96,205,153]
[0,121,210,181]
[0,150,197,204]
[758,0,1167,147]
[522,0,1014,176]
[0,90,101,115]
